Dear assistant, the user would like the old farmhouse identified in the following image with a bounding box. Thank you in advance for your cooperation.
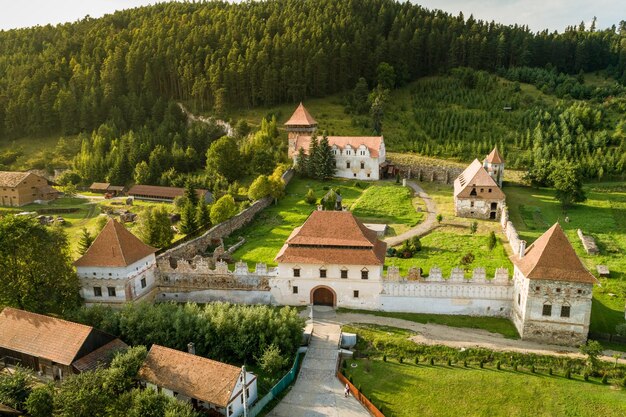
[0,171,59,206]
[0,308,126,380]
[138,344,257,417]
[454,158,506,220]
[286,103,386,180]
[74,218,158,305]
[511,223,597,345]
[273,210,386,309]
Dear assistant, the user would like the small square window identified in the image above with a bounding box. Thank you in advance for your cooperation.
[320,269,327,278]
[341,269,348,279]
[353,173,356,177]
[560,306,571,318]
[293,268,300,277]
[577,289,583,294]
[361,270,369,280]
[488,188,492,193]
[94,287,102,297]
[542,304,552,316]
[292,286,298,294]
[556,288,561,293]
[360,162,365,169]
[346,162,351,169]
[108,287,116,297]
[535,286,540,291]
[353,290,359,298]
[141,277,147,288]
[367,173,370,178]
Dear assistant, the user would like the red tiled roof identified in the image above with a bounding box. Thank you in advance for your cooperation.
[138,345,243,407]
[454,159,505,200]
[73,218,157,268]
[72,338,128,372]
[128,184,208,200]
[512,223,597,284]
[290,135,383,158]
[0,171,32,187]
[485,147,504,164]
[276,211,386,265]
[284,103,317,126]
[0,308,94,366]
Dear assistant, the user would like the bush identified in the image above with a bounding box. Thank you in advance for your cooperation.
[399,356,404,364]
[447,358,452,366]
[531,364,535,373]
[464,360,468,367]
[305,188,317,205]
[383,354,387,362]
[565,369,572,379]
[429,357,434,366]
[487,231,497,250]
[415,356,419,365]
[436,214,443,224]
[601,373,609,384]
[479,360,484,369]
[513,363,518,371]
[496,361,501,370]
[616,323,626,337]
[25,384,54,417]
[258,344,288,377]
[460,252,475,266]
[549,368,553,376]
[584,372,589,381]
[470,221,478,234]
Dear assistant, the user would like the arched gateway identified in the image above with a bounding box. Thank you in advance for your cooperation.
[311,286,336,307]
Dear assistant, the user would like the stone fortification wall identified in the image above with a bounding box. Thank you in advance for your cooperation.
[501,204,523,255]
[381,266,513,317]
[159,169,294,260]
[158,289,272,304]
[392,160,464,184]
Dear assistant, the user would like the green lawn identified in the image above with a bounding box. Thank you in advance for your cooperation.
[350,183,423,236]
[506,183,626,335]
[229,177,423,267]
[337,308,519,338]
[346,358,626,417]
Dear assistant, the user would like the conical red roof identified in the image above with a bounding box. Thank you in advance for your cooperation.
[485,147,504,164]
[74,218,157,267]
[513,223,596,284]
[285,103,317,126]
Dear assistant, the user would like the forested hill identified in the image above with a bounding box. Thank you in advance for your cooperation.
[0,0,625,140]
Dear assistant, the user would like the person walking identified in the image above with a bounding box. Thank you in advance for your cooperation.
[344,383,350,398]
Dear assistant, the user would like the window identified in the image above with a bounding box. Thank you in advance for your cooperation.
[346,162,351,169]
[480,188,484,193]
[108,287,116,297]
[360,162,365,169]
[367,173,370,178]
[577,289,583,294]
[241,394,244,404]
[292,286,298,294]
[228,405,233,415]
[560,305,571,318]
[353,290,359,298]
[353,173,357,177]
[341,269,348,279]
[535,286,540,291]
[173,392,178,398]
[556,288,561,293]
[320,268,327,278]
[488,188,492,193]
[542,304,552,316]
[517,293,520,305]
[141,277,147,288]
[293,268,300,277]
[361,269,369,280]
[470,201,474,208]
[94,287,102,297]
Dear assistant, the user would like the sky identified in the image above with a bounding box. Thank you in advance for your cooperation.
[0,0,622,33]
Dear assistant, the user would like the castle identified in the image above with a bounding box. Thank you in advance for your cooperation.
[78,210,596,346]
[286,103,387,180]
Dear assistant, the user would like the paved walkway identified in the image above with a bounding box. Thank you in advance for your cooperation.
[385,180,438,247]
[268,309,370,417]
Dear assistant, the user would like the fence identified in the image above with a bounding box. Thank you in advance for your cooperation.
[248,346,307,417]
[337,371,386,417]
[588,332,626,344]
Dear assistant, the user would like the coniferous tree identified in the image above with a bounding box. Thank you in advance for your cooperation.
[179,202,198,234]
[196,201,211,228]
[184,181,199,207]
[317,134,336,180]
[77,228,94,255]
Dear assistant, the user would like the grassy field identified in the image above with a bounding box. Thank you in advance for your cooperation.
[385,181,511,276]
[346,358,626,417]
[505,183,626,335]
[228,177,423,267]
[337,308,519,338]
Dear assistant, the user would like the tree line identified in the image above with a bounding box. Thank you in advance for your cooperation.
[0,0,625,140]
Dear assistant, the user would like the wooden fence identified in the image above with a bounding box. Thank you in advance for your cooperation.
[337,371,386,417]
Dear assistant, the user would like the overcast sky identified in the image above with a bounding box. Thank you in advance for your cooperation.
[0,0,622,33]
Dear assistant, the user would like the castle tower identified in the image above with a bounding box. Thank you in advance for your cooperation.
[284,103,317,157]
[483,147,505,188]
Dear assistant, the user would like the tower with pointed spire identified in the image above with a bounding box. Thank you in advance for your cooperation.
[284,102,318,155]
[483,147,505,187]
[511,223,597,345]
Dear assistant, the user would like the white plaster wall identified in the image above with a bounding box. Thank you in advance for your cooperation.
[76,254,156,279]
[79,260,157,304]
[228,374,258,417]
[277,263,383,281]
[271,278,382,310]
[334,155,380,180]
[380,296,511,316]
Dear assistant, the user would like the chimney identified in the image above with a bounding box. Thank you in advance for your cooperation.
[187,342,195,355]
[519,240,526,259]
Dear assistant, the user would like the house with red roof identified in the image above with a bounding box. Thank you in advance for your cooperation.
[511,223,597,345]
[74,218,158,305]
[285,103,386,180]
[274,210,386,309]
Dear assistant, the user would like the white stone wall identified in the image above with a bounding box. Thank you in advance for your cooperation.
[273,262,383,309]
[381,267,513,317]
[512,264,594,345]
[454,196,505,220]
[227,373,258,417]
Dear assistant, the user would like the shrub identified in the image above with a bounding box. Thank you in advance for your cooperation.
[429,357,434,366]
[584,372,589,381]
[496,361,501,370]
[409,236,422,252]
[601,373,608,384]
[513,363,518,371]
[616,323,626,337]
[565,369,572,379]
[531,364,536,373]
[464,360,468,367]
[415,356,419,365]
[487,231,497,250]
[549,368,553,376]
[479,360,484,369]
[460,252,475,266]
[399,356,404,364]
[305,189,317,205]
[447,358,452,366]
[436,214,443,224]
[383,355,387,362]
[470,221,478,234]
[258,344,288,377]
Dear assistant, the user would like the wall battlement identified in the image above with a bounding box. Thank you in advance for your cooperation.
[385,265,510,283]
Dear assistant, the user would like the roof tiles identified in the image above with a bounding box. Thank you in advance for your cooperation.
[284,103,317,126]
[454,159,505,200]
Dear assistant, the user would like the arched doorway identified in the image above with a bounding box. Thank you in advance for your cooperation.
[311,286,336,307]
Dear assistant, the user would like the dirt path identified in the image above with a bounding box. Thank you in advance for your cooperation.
[385,181,438,247]
[177,102,234,136]
[336,312,626,364]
